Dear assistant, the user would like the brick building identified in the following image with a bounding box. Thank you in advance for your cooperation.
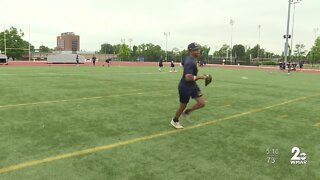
[56,32,80,52]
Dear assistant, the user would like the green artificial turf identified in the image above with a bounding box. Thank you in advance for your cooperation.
[0,65,319,180]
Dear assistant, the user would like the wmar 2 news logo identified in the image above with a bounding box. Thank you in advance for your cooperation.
[290,147,307,165]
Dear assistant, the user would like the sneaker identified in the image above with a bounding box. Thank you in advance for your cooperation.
[171,119,184,129]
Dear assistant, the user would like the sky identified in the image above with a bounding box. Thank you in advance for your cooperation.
[1,0,319,54]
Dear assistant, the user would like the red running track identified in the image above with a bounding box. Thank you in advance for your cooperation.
[1,61,319,73]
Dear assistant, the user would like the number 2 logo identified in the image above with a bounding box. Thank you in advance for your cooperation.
[291,147,301,160]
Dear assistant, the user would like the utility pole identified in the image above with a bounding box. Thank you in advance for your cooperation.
[3,25,6,56]
[230,19,235,64]
[29,25,31,62]
[290,0,302,61]
[258,25,261,61]
[284,0,292,66]
[164,32,170,62]
[128,38,133,61]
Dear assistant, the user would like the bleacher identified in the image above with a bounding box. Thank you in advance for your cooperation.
[0,54,8,65]
[47,54,85,64]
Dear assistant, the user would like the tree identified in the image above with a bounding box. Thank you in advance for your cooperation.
[214,44,230,58]
[201,45,211,61]
[250,44,265,59]
[0,27,34,59]
[171,47,180,61]
[137,43,165,62]
[117,44,130,61]
[100,43,115,54]
[244,46,252,62]
[39,45,50,53]
[176,49,188,63]
[131,45,138,59]
[293,44,307,62]
[264,51,275,59]
[308,37,320,65]
[232,44,246,60]
[113,44,122,54]
[250,45,259,59]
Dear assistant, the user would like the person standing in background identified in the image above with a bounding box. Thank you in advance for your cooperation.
[92,55,97,66]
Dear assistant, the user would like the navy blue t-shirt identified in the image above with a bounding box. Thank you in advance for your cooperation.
[159,57,163,64]
[179,56,198,87]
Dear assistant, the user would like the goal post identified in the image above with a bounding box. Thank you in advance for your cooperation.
[5,48,31,61]
[3,25,32,61]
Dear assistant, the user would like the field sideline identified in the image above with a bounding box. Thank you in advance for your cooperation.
[0,65,319,179]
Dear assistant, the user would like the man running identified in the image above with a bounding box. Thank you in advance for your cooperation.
[171,43,208,129]
[105,58,111,67]
[159,56,164,72]
[170,57,177,72]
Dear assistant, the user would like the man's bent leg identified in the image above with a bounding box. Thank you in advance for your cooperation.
[185,96,205,114]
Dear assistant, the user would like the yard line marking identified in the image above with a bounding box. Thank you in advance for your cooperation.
[0,95,317,174]
[0,92,143,109]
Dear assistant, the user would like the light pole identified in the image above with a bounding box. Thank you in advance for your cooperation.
[3,26,6,56]
[164,32,170,61]
[314,28,319,40]
[290,0,302,61]
[128,38,133,61]
[284,0,302,66]
[258,25,261,61]
[284,1,292,66]
[226,48,229,61]
[230,19,235,64]
[29,25,31,62]
[120,39,126,61]
[312,28,318,67]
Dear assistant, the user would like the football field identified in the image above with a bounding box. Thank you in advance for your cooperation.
[0,65,319,179]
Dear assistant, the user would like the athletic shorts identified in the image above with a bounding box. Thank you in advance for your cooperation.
[159,63,163,67]
[178,84,202,104]
[171,64,175,67]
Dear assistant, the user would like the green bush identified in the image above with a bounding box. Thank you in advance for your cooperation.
[253,61,261,66]
[261,61,278,66]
